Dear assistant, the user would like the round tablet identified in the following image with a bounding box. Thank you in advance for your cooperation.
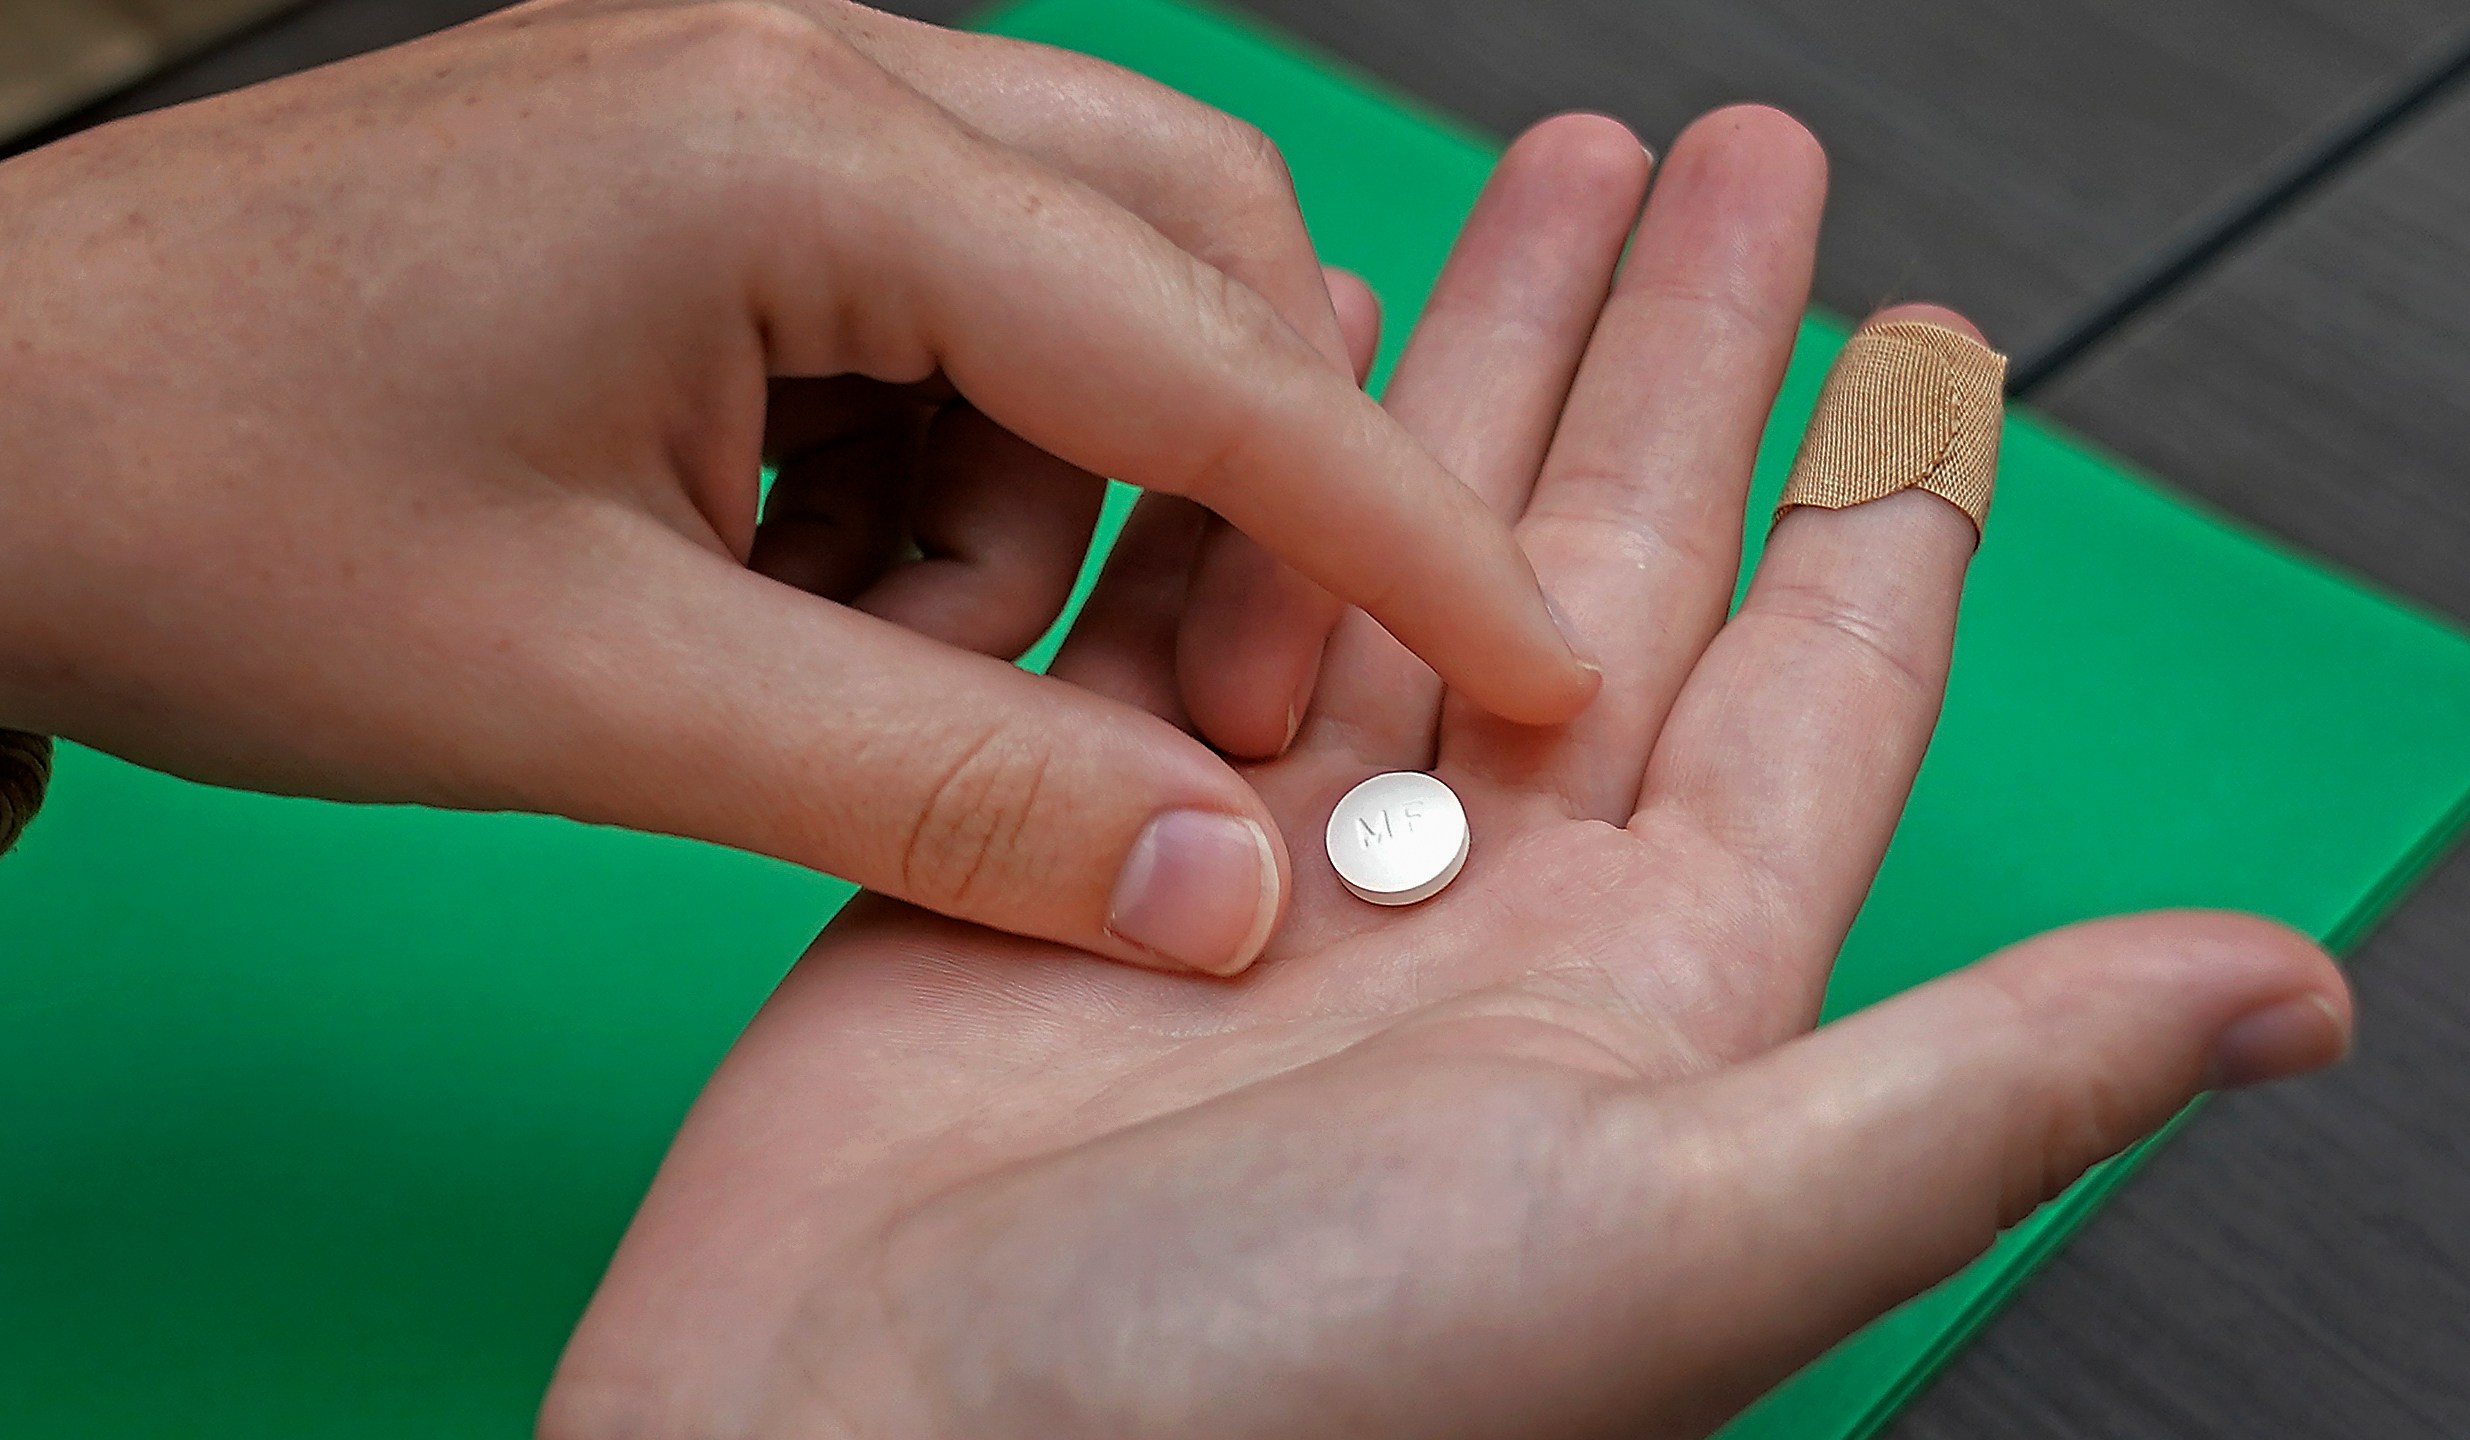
[1324,771,1470,906]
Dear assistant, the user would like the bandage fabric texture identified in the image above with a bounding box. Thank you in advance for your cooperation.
[1778,320,2007,532]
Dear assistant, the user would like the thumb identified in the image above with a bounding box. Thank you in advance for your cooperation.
[476,530,1288,977]
[1642,912,2350,1429]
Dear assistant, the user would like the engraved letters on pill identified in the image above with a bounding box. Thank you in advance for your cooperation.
[1325,772,1469,906]
[1355,799,1428,847]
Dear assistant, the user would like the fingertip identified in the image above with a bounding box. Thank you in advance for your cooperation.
[1481,113,1653,255]
[1487,594,1605,728]
[2155,910,2352,1085]
[1227,808,1292,977]
[2029,909,2351,1087]
[1864,301,1988,346]
[1321,265,1377,319]
[1321,266,1383,384]
[1179,648,1317,759]
[1548,652,1608,724]
[2207,990,2352,1090]
[1466,653,1602,730]
[1649,107,1828,248]
[1175,528,1340,759]
[1515,109,1656,181]
[1417,622,1603,729]
[1103,802,1290,978]
[1677,102,1827,181]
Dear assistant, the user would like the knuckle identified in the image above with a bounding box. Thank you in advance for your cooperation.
[1192,255,1296,353]
[635,2,912,283]
[1969,963,2149,1230]
[1157,266,1300,498]
[1612,269,1788,342]
[1185,260,1304,382]
[898,724,1056,910]
[658,0,860,99]
[1752,578,1941,702]
[1520,500,1736,598]
[1216,115,1297,200]
[2006,1067,2140,1229]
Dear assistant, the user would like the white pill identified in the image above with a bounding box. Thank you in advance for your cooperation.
[1324,771,1469,906]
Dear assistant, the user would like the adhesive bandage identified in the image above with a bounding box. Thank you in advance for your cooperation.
[1776,320,2007,533]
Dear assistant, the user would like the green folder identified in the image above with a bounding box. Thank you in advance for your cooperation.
[7,0,2470,1433]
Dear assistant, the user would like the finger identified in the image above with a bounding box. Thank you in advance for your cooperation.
[1173,266,1384,756]
[1442,107,1826,821]
[486,519,1288,977]
[751,64,1598,728]
[854,404,1107,658]
[1050,269,1377,732]
[747,422,915,601]
[759,374,934,466]
[1299,114,1651,764]
[826,9,1370,755]
[1046,493,1210,725]
[1620,911,2349,1435]
[821,3,1351,364]
[1323,266,1385,381]
[1632,304,1990,1022]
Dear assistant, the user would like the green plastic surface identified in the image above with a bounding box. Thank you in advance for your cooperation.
[7,0,2470,1434]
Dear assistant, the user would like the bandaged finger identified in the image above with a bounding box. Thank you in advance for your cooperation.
[1776,320,2007,534]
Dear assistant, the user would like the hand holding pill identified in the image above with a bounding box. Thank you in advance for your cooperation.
[555,108,2349,1440]
[0,0,1596,978]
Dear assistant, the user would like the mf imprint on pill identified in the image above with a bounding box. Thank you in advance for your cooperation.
[1324,771,1470,906]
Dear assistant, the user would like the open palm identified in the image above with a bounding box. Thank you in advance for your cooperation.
[544,109,2348,1440]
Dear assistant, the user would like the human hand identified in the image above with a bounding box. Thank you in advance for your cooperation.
[0,0,1593,973]
[541,110,2354,1439]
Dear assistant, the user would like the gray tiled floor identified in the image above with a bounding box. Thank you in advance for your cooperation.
[2041,83,2470,628]
[1222,0,2470,361]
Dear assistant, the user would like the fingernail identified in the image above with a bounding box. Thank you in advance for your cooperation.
[2205,993,2350,1089]
[1543,592,1604,698]
[1107,810,1279,977]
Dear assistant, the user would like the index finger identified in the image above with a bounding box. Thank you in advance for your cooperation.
[754,83,1598,728]
[810,10,1359,754]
